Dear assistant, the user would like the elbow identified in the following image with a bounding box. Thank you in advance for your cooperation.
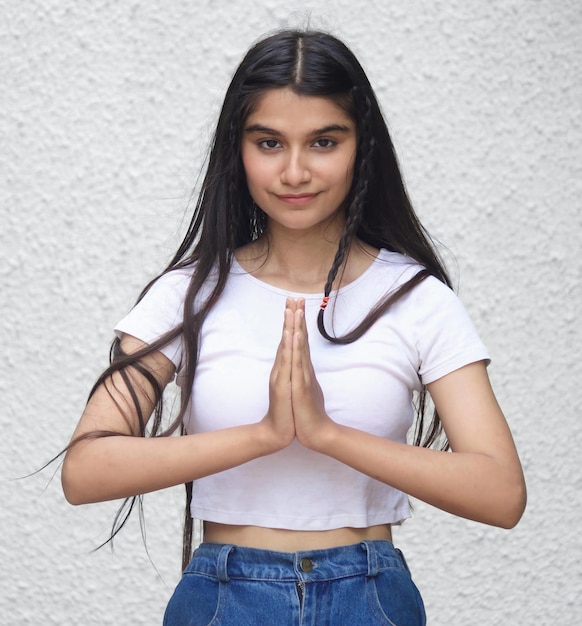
[495,478,527,529]
[61,461,81,505]
[61,455,93,506]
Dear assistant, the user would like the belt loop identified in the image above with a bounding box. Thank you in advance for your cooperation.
[361,541,379,577]
[217,545,234,583]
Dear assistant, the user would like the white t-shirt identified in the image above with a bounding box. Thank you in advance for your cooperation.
[115,249,490,530]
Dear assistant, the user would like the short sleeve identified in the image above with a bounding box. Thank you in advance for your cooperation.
[409,276,491,385]
[114,269,191,373]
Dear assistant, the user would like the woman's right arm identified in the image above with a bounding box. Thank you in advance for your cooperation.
[62,324,295,504]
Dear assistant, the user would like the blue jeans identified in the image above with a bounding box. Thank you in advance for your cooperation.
[164,540,426,625]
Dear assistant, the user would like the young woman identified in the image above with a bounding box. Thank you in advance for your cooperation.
[62,30,526,625]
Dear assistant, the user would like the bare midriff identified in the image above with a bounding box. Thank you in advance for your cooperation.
[203,522,393,552]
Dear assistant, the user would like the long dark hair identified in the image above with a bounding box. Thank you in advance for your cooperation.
[80,29,452,570]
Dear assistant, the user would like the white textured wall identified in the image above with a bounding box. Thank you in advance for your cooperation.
[2,0,580,624]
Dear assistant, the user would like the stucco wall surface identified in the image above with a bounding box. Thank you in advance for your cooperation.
[1,0,580,624]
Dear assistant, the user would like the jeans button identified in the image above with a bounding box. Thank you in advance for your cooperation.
[300,558,314,573]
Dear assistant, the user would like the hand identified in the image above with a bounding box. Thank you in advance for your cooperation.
[259,299,296,452]
[290,299,336,451]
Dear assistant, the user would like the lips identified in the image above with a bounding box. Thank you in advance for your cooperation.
[275,193,318,205]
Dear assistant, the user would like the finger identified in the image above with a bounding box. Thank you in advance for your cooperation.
[294,306,312,360]
[285,298,298,337]
[273,303,294,374]
[280,307,294,364]
[297,299,306,332]
[293,311,315,389]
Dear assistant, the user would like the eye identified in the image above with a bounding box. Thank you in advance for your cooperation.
[258,139,282,150]
[312,137,337,149]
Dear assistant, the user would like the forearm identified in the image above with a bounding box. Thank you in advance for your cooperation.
[62,423,273,505]
[318,424,526,528]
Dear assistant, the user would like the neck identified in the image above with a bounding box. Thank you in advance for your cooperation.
[276,211,349,276]
[238,218,347,293]
[268,231,341,280]
[236,226,379,295]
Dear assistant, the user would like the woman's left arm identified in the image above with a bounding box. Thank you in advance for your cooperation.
[292,306,527,528]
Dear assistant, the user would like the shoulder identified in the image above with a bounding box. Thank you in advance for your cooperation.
[119,266,197,325]
[368,249,451,298]
[366,249,427,292]
[147,265,196,292]
[369,250,477,333]
[138,262,217,306]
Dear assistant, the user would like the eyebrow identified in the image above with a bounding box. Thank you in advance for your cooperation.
[244,124,352,136]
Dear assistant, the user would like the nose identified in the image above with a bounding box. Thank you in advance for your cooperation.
[280,150,311,187]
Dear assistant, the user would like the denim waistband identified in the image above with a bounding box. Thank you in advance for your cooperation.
[187,540,409,583]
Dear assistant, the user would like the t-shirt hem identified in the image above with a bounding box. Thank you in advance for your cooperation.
[113,324,182,371]
[420,349,491,385]
[190,506,411,530]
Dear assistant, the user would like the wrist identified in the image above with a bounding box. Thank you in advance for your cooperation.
[301,418,340,454]
[254,418,294,455]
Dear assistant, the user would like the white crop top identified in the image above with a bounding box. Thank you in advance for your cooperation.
[115,249,490,530]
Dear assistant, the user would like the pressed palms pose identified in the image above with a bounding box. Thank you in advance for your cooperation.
[62,30,526,626]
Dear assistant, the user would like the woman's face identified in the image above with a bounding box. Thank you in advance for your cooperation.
[241,88,357,236]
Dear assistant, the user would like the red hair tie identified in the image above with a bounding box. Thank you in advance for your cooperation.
[319,296,330,311]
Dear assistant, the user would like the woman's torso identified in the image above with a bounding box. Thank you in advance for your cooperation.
[201,243,395,551]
